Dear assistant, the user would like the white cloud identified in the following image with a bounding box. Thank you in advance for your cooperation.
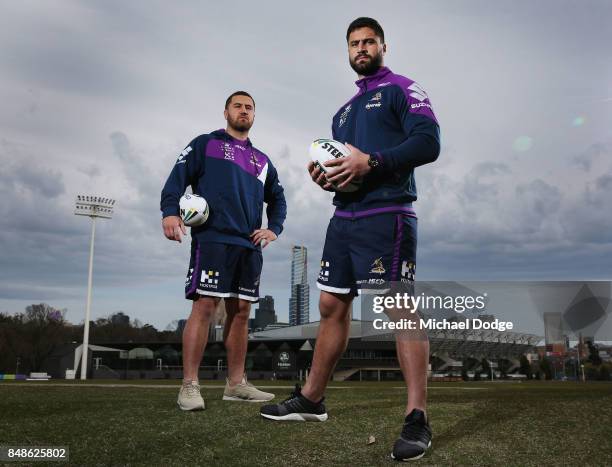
[0,0,610,327]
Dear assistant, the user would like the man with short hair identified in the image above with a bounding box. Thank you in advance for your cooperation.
[260,18,440,461]
[161,91,286,410]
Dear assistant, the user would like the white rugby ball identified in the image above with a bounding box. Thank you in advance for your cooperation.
[179,193,209,227]
[309,138,363,192]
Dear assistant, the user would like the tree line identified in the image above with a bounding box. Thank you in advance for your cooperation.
[0,304,180,374]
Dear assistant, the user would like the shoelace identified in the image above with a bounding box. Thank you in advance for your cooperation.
[281,384,303,405]
[401,419,428,441]
[183,383,200,397]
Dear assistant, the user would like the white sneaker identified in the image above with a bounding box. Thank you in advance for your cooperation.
[177,381,205,411]
[223,375,274,402]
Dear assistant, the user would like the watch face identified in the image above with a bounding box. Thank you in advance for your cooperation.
[369,156,379,167]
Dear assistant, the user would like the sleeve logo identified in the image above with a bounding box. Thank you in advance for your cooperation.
[407,82,429,102]
[176,146,193,164]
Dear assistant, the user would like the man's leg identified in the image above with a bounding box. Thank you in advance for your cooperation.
[223,298,250,385]
[389,292,432,460]
[260,290,350,420]
[396,334,429,416]
[182,296,219,382]
[178,296,219,411]
[301,291,353,402]
[222,297,275,402]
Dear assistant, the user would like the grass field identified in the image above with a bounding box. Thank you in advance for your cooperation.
[1,380,611,466]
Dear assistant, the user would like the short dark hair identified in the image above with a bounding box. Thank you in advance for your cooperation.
[346,17,385,43]
[225,91,255,109]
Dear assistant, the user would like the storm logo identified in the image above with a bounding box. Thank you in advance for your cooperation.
[370,258,386,275]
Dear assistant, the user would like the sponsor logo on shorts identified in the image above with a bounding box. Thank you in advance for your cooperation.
[318,260,330,282]
[239,286,256,294]
[199,270,220,289]
[185,268,194,286]
[370,258,386,275]
[357,278,386,285]
[401,261,416,282]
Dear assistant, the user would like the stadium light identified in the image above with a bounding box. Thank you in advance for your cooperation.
[74,195,115,380]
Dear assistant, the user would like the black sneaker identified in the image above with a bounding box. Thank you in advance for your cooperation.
[260,384,328,421]
[391,409,432,461]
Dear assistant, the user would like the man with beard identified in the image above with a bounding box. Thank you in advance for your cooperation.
[260,18,440,461]
[161,91,286,410]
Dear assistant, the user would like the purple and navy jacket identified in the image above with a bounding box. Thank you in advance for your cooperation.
[331,66,440,219]
[160,129,287,250]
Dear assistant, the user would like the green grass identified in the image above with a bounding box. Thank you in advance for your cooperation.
[1,381,611,466]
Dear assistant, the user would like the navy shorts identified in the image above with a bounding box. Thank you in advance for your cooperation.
[316,213,417,295]
[185,240,262,302]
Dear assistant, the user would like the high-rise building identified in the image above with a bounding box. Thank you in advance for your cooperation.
[544,311,566,353]
[251,295,277,331]
[544,312,564,346]
[289,245,309,326]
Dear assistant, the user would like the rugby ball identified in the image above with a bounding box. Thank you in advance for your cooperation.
[179,194,209,227]
[309,139,363,192]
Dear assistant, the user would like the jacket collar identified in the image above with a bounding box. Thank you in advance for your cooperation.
[355,66,393,92]
[213,128,252,147]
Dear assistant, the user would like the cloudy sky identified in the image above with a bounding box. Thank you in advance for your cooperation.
[1,0,610,330]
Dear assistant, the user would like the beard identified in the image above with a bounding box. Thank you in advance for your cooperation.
[349,52,383,76]
[228,115,253,132]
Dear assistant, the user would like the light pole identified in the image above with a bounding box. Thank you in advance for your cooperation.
[74,195,115,380]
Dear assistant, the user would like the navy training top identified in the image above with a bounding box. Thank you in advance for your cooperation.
[160,129,287,249]
[331,66,441,218]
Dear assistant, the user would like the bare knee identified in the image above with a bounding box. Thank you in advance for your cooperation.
[227,299,251,322]
[319,292,352,322]
[190,296,218,323]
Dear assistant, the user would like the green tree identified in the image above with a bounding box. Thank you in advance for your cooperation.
[22,303,68,372]
[481,358,492,379]
[540,357,553,380]
[599,364,610,381]
[586,340,602,366]
[519,355,532,380]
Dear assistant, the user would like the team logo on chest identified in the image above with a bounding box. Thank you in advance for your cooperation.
[338,104,352,128]
[365,92,382,110]
[222,143,235,161]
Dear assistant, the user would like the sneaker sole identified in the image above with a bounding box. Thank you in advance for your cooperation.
[222,395,273,403]
[177,401,205,411]
[390,440,431,462]
[260,412,328,422]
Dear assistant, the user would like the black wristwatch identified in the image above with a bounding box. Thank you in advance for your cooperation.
[368,154,380,169]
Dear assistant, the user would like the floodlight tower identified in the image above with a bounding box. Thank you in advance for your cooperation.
[74,195,115,380]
